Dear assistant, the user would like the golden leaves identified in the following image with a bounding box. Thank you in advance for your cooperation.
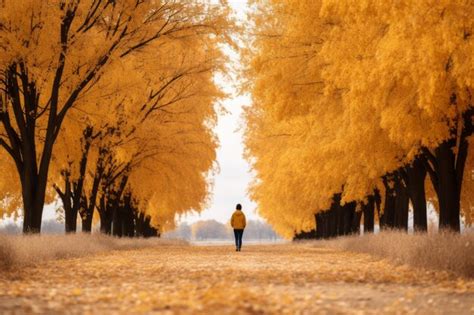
[0,244,472,313]
[243,0,474,236]
[0,1,233,226]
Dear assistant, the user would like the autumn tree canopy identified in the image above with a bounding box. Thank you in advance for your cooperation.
[1,0,472,239]
[0,0,232,234]
[244,0,473,238]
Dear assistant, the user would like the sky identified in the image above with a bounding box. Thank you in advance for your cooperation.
[180,0,259,225]
[179,84,257,225]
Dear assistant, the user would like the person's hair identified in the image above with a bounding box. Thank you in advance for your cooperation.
[236,204,242,210]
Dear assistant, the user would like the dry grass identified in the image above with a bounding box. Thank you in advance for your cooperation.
[0,234,187,270]
[2,244,473,313]
[313,231,474,278]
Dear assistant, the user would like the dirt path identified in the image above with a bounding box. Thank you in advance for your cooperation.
[1,243,473,314]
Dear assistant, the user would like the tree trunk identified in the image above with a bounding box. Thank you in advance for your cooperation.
[69,211,78,232]
[19,136,50,233]
[434,141,460,231]
[423,108,473,232]
[381,176,394,229]
[394,174,409,231]
[315,213,323,239]
[143,216,158,237]
[323,211,330,238]
[123,209,135,237]
[99,195,112,235]
[336,204,345,236]
[65,204,77,233]
[112,204,123,237]
[329,208,337,238]
[54,172,77,233]
[21,161,50,233]
[136,212,145,237]
[403,157,427,232]
[342,201,356,235]
[122,197,136,237]
[98,195,112,234]
[330,193,345,236]
[81,161,103,233]
[351,209,362,235]
[100,216,112,234]
[109,175,129,237]
[81,209,93,232]
[64,126,93,233]
[21,180,37,233]
[362,196,374,233]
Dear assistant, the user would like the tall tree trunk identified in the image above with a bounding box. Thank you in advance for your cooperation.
[315,213,323,239]
[143,216,158,238]
[336,205,344,236]
[81,157,104,233]
[21,175,37,233]
[394,174,409,231]
[19,121,52,233]
[424,141,460,232]
[64,189,77,233]
[54,171,77,233]
[109,176,129,236]
[323,211,330,238]
[123,207,135,237]
[318,212,326,238]
[381,175,396,230]
[402,157,427,232]
[329,208,337,238]
[423,107,473,232]
[362,196,375,233]
[98,194,112,234]
[100,217,112,234]
[63,126,93,233]
[434,141,460,231]
[81,204,93,232]
[112,204,123,237]
[136,212,145,237]
[342,201,356,235]
[120,194,134,237]
[330,193,345,236]
[351,209,362,235]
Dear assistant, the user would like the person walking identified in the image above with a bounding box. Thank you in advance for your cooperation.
[231,204,246,251]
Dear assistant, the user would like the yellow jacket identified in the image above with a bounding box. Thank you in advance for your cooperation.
[231,210,246,229]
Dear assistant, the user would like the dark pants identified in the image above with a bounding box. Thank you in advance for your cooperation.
[233,229,244,250]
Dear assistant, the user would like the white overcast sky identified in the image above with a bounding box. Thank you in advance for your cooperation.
[180,0,259,225]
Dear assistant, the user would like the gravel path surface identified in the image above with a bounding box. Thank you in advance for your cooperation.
[1,243,473,314]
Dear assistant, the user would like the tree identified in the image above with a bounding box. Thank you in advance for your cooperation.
[244,0,473,237]
[164,222,192,240]
[192,220,230,240]
[0,0,232,233]
[316,0,474,232]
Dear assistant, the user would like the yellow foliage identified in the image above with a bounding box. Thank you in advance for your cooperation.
[244,0,474,236]
[0,0,234,229]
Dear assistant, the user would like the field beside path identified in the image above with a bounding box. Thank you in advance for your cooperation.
[0,242,473,314]
[313,231,474,278]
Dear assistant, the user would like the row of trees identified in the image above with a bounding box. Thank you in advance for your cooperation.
[244,0,474,239]
[0,0,233,235]
[164,220,281,241]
